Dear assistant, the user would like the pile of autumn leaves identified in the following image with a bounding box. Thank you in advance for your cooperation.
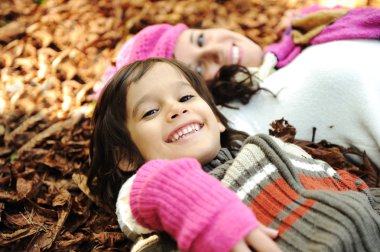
[0,0,379,251]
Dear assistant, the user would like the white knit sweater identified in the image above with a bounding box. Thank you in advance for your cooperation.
[220,39,380,168]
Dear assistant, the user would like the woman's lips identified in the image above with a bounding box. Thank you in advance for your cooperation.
[231,44,241,65]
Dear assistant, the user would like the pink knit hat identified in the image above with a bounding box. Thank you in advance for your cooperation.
[97,23,188,97]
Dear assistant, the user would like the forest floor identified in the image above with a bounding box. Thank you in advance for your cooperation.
[1,0,379,251]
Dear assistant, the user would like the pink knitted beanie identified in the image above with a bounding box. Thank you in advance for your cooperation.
[97,23,188,98]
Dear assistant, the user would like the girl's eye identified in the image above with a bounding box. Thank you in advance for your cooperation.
[142,109,158,119]
[197,33,204,47]
[180,95,194,102]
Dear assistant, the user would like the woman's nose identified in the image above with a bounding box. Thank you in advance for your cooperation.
[199,46,222,65]
[197,46,224,80]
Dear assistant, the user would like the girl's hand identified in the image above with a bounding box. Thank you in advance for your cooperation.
[231,223,282,252]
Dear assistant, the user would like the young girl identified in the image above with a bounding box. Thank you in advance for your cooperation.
[88,58,380,252]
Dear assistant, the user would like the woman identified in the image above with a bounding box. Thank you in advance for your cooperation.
[96,7,380,169]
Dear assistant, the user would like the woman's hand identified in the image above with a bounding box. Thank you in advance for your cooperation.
[231,223,282,252]
[274,9,301,35]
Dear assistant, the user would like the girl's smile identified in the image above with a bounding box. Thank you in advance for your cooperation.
[165,121,204,143]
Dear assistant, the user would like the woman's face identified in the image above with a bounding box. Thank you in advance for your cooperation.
[174,28,263,82]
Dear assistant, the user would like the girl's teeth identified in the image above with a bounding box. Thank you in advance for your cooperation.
[170,123,201,143]
[232,45,239,64]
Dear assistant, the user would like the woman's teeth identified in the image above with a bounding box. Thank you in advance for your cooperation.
[169,123,201,143]
[232,45,239,64]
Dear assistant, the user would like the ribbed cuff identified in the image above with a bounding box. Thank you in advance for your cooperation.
[191,199,258,252]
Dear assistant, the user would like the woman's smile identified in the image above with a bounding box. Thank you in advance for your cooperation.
[231,43,242,65]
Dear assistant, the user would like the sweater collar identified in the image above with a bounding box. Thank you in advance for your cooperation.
[203,147,235,172]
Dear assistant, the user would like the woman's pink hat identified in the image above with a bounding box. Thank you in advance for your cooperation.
[97,23,188,97]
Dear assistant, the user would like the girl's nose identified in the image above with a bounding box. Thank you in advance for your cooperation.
[168,104,188,121]
[170,109,188,119]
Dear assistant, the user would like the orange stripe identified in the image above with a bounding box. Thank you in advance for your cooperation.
[249,177,315,234]
[299,176,343,191]
[298,171,368,191]
[250,178,300,226]
[277,198,315,234]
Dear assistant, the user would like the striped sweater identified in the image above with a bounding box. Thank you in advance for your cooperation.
[116,134,380,252]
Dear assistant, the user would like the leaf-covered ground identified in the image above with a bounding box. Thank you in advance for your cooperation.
[1,0,379,251]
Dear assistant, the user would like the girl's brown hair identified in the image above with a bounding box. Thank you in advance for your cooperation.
[88,58,248,210]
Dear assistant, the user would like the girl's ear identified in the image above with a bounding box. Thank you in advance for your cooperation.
[115,147,137,172]
[118,158,135,172]
[218,122,226,133]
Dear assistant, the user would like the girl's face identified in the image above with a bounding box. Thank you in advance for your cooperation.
[174,28,263,82]
[126,62,226,164]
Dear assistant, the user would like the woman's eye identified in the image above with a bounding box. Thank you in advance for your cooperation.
[142,109,158,118]
[195,65,203,76]
[180,95,194,102]
[197,33,204,47]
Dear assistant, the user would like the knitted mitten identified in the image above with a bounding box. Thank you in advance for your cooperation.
[130,158,259,252]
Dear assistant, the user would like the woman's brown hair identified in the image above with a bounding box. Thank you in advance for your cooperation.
[208,64,274,108]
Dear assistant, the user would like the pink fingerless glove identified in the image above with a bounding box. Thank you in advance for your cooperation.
[130,158,259,252]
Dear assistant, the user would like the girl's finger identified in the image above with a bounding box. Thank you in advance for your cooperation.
[246,229,282,252]
[258,223,279,239]
[230,240,252,252]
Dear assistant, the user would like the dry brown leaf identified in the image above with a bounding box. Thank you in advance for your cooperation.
[0,227,40,246]
[53,232,88,249]
[0,147,12,157]
[0,20,26,43]
[22,191,72,251]
[52,189,71,208]
[269,118,296,142]
[31,30,54,47]
[4,109,48,144]
[16,110,82,155]
[0,52,15,67]
[72,173,101,206]
[16,177,33,199]
[93,232,126,247]
[37,153,73,175]
[0,203,3,223]
[0,190,19,202]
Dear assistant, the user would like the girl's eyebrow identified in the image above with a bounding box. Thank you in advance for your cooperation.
[132,94,150,118]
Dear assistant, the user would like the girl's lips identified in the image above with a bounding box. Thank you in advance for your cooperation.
[166,122,204,143]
